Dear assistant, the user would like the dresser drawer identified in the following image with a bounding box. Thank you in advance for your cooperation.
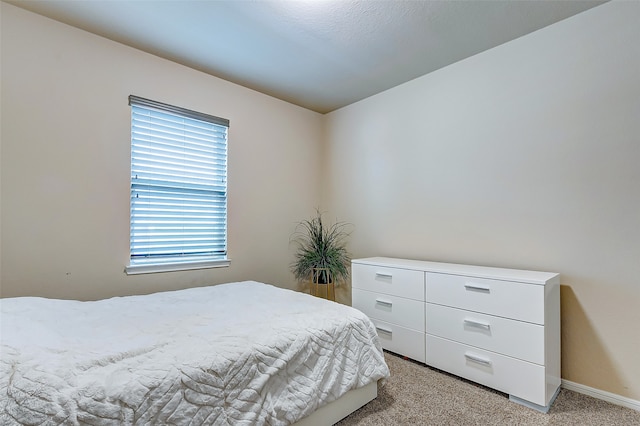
[353,288,425,332]
[426,335,548,406]
[371,318,426,363]
[426,272,544,324]
[426,303,544,364]
[352,263,424,301]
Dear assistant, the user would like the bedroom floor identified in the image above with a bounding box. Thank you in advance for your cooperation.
[336,351,640,425]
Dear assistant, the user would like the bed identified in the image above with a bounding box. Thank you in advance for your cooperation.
[0,281,389,425]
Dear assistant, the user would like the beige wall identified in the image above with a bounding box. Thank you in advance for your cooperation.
[0,3,323,300]
[323,1,640,400]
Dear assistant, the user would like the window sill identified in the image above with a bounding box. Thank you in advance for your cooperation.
[125,259,231,275]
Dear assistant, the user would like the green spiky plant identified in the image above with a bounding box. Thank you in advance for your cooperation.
[291,210,352,285]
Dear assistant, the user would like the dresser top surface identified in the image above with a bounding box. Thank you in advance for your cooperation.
[352,257,559,285]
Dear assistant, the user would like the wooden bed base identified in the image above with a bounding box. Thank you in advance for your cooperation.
[294,380,378,426]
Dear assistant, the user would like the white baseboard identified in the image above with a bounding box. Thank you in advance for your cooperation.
[562,379,640,412]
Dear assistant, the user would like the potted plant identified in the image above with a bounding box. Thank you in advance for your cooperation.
[290,210,352,301]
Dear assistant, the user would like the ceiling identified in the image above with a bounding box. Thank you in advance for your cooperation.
[8,0,606,114]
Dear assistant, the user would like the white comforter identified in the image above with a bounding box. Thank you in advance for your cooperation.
[0,281,389,425]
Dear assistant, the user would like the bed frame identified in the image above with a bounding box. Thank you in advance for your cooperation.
[294,381,378,426]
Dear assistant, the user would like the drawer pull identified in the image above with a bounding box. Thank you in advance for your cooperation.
[464,353,492,366]
[375,272,393,279]
[375,298,393,307]
[463,319,491,329]
[464,282,491,292]
[375,326,393,335]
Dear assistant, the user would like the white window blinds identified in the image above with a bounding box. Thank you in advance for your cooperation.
[128,95,229,272]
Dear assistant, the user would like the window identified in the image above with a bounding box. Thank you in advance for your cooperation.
[126,95,229,274]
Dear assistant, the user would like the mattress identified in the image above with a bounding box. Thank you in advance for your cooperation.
[0,281,389,425]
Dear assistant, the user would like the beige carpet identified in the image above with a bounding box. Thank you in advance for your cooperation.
[336,352,640,425]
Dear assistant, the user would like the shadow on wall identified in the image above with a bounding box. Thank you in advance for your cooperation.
[560,285,625,394]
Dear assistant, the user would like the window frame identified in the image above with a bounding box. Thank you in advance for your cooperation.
[125,95,230,275]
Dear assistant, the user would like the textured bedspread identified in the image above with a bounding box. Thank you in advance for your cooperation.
[0,281,389,425]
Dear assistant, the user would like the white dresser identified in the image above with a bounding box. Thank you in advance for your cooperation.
[351,257,560,413]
